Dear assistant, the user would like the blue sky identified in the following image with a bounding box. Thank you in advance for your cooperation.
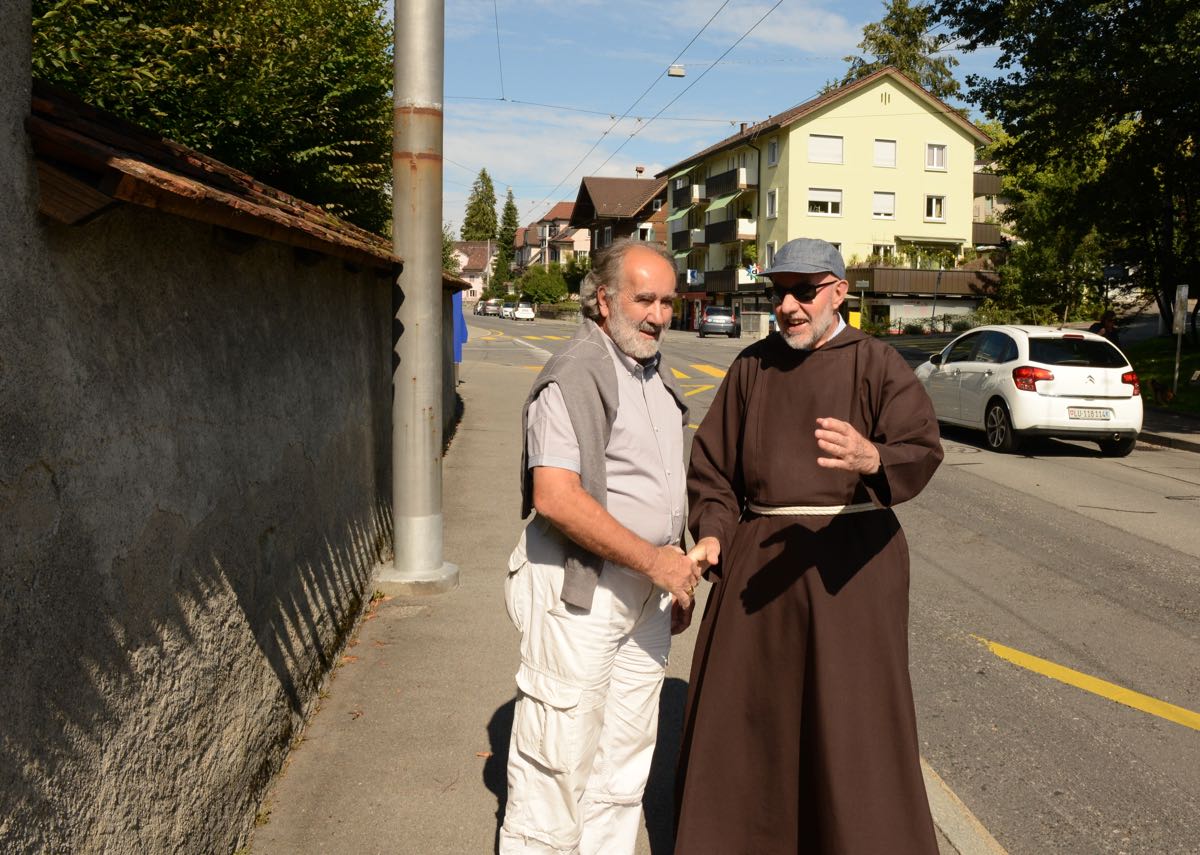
[439,0,1002,236]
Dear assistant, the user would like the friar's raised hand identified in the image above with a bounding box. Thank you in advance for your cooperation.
[814,417,881,475]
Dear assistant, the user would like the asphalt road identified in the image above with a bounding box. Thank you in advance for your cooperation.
[466,315,1200,854]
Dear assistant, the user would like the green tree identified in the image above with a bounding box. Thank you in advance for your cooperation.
[838,0,960,101]
[461,168,498,241]
[518,264,568,305]
[492,188,520,288]
[32,0,393,234]
[934,0,1200,334]
[442,223,461,275]
[562,254,591,294]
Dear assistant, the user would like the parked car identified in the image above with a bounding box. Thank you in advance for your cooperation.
[501,302,516,319]
[914,325,1142,456]
[482,298,502,316]
[514,302,535,322]
[698,305,741,338]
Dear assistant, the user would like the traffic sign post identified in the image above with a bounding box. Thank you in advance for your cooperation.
[1172,284,1188,395]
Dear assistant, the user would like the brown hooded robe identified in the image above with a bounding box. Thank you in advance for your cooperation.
[675,327,944,855]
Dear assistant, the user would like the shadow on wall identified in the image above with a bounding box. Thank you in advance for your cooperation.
[0,209,394,854]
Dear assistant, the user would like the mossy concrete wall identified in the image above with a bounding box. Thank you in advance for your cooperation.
[1,4,394,851]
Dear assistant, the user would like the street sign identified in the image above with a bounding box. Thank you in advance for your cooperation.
[856,280,870,290]
[1172,284,1188,335]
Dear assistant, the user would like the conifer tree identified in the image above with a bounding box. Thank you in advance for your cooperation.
[492,188,520,287]
[461,168,498,241]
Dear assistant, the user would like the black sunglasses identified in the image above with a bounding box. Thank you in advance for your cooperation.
[767,281,835,303]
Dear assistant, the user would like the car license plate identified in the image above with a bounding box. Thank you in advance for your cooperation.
[1068,407,1112,420]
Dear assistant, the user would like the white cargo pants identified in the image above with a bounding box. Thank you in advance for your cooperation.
[499,528,671,855]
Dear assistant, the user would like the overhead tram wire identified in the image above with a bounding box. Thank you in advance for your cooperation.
[492,0,506,100]
[520,0,734,218]
[587,0,785,178]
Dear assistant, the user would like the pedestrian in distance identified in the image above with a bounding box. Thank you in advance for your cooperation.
[1089,309,1121,346]
[501,238,706,854]
[675,237,945,854]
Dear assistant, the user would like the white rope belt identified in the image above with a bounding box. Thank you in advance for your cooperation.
[747,501,878,517]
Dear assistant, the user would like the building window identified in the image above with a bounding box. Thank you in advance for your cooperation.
[767,138,779,166]
[926,143,947,170]
[766,189,778,219]
[674,176,688,190]
[604,225,613,246]
[872,244,895,259]
[872,191,896,219]
[925,195,946,221]
[765,241,777,267]
[807,187,842,216]
[874,139,897,168]
[808,134,843,164]
[652,198,662,211]
[550,247,560,263]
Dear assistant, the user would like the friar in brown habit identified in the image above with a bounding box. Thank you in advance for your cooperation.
[675,238,944,854]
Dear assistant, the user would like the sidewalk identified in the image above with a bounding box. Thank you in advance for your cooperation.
[250,352,1015,855]
[1140,406,1200,454]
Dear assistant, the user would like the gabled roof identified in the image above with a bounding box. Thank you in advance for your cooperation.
[570,177,666,226]
[539,201,575,223]
[657,66,991,179]
[452,240,496,272]
[549,227,579,245]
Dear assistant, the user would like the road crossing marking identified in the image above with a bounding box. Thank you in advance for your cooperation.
[671,367,690,380]
[973,635,1200,732]
[682,384,715,397]
[523,336,545,340]
[691,364,727,378]
[687,423,700,430]
[542,335,566,340]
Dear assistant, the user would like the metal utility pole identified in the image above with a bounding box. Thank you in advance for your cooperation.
[382,0,458,595]
[929,265,943,333]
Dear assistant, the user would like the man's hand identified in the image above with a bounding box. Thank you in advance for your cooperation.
[687,536,721,572]
[671,598,694,635]
[644,545,701,608]
[814,417,881,474]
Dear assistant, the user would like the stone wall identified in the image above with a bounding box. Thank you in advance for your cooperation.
[1,5,394,851]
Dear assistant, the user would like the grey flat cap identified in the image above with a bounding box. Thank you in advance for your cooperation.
[761,238,846,280]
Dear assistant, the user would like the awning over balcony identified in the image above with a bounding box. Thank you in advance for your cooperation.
[669,167,692,179]
[894,235,965,245]
[673,250,690,259]
[667,205,694,222]
[704,191,742,213]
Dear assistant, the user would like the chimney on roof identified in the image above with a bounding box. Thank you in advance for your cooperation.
[635,165,645,177]
[740,122,747,133]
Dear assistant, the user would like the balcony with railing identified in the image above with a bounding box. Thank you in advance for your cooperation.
[972,221,1003,246]
[671,230,691,252]
[704,268,761,293]
[688,227,706,248]
[846,266,1000,297]
[672,183,706,209]
[705,166,756,198]
[705,217,756,245]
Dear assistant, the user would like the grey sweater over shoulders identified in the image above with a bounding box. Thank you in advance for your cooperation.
[519,318,689,609]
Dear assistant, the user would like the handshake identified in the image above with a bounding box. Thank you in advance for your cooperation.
[646,536,721,631]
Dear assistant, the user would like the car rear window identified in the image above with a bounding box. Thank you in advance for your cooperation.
[705,308,733,317]
[1028,337,1127,368]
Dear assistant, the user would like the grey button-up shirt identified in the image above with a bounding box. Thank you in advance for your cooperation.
[526,331,685,548]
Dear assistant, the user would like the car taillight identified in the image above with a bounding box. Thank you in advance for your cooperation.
[1122,370,1140,396]
[1012,365,1054,392]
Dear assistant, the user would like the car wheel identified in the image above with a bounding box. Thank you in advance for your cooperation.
[1098,436,1137,457]
[984,400,1022,453]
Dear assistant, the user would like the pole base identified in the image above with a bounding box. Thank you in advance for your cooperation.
[374,561,460,598]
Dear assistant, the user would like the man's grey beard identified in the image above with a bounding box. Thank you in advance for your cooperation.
[780,313,835,351]
[608,304,663,360]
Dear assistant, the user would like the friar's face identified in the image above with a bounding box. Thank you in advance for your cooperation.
[769,271,848,351]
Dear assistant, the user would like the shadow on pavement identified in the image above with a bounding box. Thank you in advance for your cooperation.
[483,678,691,855]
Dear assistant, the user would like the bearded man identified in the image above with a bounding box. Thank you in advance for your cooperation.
[675,238,945,854]
[501,238,703,854]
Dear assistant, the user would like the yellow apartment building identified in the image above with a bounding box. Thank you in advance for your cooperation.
[658,66,994,330]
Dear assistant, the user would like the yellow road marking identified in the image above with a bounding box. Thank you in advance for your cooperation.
[687,423,700,430]
[522,365,542,371]
[683,384,715,397]
[974,636,1200,732]
[671,367,691,379]
[691,363,727,378]
[523,336,545,340]
[543,335,567,340]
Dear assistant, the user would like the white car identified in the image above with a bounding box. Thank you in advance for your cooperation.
[914,325,1143,456]
[514,302,535,322]
[500,302,516,319]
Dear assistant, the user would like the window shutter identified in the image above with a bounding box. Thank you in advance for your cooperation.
[808,135,843,163]
[873,139,896,167]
